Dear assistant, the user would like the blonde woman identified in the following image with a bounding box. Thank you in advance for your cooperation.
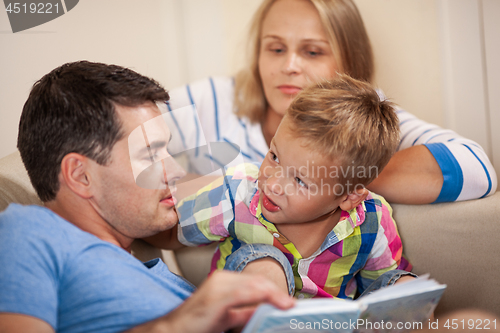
[166,0,496,204]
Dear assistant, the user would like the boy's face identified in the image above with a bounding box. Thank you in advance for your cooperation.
[258,116,343,225]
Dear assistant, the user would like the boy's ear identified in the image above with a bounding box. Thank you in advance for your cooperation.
[338,187,369,211]
[59,153,93,199]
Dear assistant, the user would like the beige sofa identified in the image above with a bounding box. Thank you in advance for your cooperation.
[1,150,499,317]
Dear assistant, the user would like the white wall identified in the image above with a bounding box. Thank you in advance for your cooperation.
[482,0,500,186]
[1,0,498,186]
[0,0,185,158]
[357,0,444,127]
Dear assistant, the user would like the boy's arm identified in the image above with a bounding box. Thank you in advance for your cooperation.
[357,196,413,293]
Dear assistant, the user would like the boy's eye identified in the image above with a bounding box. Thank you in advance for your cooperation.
[270,151,280,164]
[295,177,307,188]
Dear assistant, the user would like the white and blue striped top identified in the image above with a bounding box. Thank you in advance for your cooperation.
[166,76,497,203]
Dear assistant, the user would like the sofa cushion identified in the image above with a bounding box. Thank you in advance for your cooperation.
[0,151,42,211]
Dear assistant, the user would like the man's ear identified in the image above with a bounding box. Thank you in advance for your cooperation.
[60,153,93,199]
[338,186,369,211]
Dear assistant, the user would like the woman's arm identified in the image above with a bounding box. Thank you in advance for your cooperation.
[368,107,497,204]
[367,145,443,204]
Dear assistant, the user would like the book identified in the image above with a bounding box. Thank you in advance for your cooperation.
[242,274,446,333]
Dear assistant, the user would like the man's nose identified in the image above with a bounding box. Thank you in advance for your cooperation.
[163,156,186,187]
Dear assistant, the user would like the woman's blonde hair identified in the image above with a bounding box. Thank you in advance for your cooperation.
[234,0,374,124]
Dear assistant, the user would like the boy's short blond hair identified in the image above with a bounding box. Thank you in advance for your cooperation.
[287,74,399,192]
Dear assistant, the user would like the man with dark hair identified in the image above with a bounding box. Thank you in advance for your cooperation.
[0,61,293,333]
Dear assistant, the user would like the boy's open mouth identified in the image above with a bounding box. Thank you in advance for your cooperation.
[262,193,281,213]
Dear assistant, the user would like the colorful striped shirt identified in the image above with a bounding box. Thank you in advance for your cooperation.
[166,76,497,202]
[177,163,412,299]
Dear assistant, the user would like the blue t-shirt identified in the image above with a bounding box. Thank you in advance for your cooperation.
[0,204,195,333]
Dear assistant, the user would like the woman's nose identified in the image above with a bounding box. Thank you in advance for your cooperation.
[281,52,301,75]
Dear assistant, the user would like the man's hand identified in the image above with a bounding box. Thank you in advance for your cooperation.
[126,270,295,333]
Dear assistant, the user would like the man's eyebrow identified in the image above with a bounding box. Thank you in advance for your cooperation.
[146,132,172,149]
[148,140,168,150]
[137,138,169,156]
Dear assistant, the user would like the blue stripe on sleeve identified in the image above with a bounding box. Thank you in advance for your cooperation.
[238,119,267,159]
[209,77,220,141]
[462,144,492,198]
[247,142,266,159]
[397,125,421,150]
[424,143,463,203]
[167,106,187,151]
[185,85,200,157]
[222,138,251,159]
[399,118,416,126]
[411,129,432,146]
[424,132,448,144]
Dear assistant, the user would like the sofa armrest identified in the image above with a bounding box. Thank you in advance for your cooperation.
[393,192,500,316]
[0,151,42,211]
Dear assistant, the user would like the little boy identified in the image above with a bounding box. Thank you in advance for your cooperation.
[176,75,412,299]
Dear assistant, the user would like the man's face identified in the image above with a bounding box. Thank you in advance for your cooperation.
[90,102,185,241]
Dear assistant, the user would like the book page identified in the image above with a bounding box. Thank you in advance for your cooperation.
[356,275,446,333]
[242,299,361,333]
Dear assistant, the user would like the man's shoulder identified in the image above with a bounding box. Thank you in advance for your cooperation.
[2,203,80,234]
[1,203,62,231]
[0,203,106,258]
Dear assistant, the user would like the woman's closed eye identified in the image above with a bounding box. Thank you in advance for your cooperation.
[303,46,324,58]
[264,41,286,55]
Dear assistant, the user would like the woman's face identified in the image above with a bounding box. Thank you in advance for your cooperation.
[258,0,338,117]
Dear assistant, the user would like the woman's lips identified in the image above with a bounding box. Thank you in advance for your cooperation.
[278,85,302,95]
[262,193,281,212]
